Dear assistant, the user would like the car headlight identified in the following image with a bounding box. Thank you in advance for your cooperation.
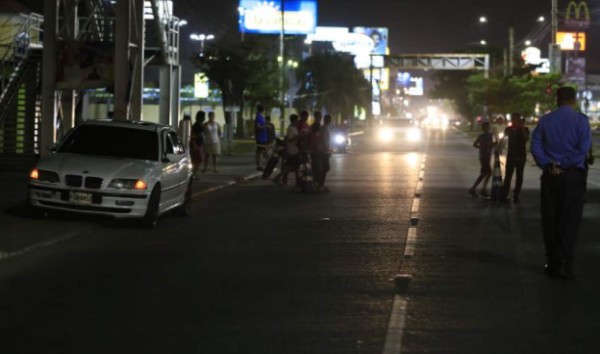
[378,128,394,142]
[30,168,60,183]
[333,134,346,144]
[108,179,148,190]
[407,128,422,142]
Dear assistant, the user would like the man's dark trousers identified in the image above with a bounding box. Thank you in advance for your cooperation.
[540,168,586,268]
[502,158,526,199]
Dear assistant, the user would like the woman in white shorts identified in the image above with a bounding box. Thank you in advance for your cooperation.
[202,112,222,173]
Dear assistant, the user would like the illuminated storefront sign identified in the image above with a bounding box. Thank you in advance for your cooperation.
[238,0,317,35]
[194,73,209,98]
[305,26,349,43]
[565,1,590,29]
[332,33,375,55]
[521,47,542,65]
[407,77,424,96]
[556,31,586,51]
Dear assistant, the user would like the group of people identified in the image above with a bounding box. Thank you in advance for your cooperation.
[469,113,530,202]
[470,86,593,280]
[254,107,334,192]
[182,110,222,177]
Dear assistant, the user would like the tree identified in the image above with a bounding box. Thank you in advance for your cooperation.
[466,73,563,119]
[294,52,371,122]
[193,36,279,137]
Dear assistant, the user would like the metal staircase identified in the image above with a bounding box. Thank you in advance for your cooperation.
[0,13,44,169]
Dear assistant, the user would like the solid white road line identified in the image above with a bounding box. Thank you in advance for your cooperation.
[382,295,409,354]
[0,230,85,261]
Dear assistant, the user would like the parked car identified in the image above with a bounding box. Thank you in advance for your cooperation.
[28,120,193,227]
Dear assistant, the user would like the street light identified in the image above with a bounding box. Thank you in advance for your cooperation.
[525,40,532,46]
[190,33,215,55]
[478,16,514,76]
[480,39,488,46]
[537,16,546,23]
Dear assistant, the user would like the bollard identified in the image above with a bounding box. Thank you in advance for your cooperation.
[490,149,503,201]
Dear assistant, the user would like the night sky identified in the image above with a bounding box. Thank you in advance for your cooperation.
[175,0,600,79]
[16,0,600,80]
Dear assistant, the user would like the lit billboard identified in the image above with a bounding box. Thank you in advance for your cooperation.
[556,31,586,51]
[238,0,317,35]
[194,73,209,99]
[353,27,388,55]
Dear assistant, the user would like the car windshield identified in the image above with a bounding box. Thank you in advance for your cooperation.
[58,125,158,161]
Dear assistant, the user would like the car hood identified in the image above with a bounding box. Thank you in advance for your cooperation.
[37,153,157,180]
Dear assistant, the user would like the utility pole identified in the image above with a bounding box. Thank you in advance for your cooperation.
[551,0,557,44]
[549,0,561,74]
[508,25,514,75]
[279,0,285,136]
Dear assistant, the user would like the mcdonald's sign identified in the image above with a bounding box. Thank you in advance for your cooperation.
[565,0,590,29]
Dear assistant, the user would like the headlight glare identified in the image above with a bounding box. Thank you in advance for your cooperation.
[407,128,422,142]
[379,128,394,142]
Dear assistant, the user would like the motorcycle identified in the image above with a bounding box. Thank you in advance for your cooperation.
[330,129,350,153]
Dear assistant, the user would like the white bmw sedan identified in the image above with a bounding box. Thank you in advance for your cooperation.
[29,120,193,227]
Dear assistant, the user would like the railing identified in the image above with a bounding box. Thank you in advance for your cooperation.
[0,13,43,103]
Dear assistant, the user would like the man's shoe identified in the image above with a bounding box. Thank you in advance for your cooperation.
[479,190,489,198]
[560,265,576,280]
[544,264,575,279]
[468,189,478,197]
[544,264,562,278]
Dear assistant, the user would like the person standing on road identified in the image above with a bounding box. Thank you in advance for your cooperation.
[202,111,222,173]
[468,121,496,197]
[274,114,300,187]
[501,113,530,203]
[255,105,268,171]
[531,86,592,279]
[317,114,333,192]
[190,110,206,177]
[308,111,323,189]
[297,110,311,153]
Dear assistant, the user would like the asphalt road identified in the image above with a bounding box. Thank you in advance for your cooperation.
[0,132,424,353]
[1,128,599,353]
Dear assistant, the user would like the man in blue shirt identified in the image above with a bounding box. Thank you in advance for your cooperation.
[255,105,268,171]
[531,86,591,279]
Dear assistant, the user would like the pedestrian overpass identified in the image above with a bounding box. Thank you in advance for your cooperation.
[383,53,490,76]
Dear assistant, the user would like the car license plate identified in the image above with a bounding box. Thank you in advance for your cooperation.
[69,191,93,205]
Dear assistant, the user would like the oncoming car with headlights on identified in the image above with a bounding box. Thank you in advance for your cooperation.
[375,118,423,149]
[28,120,193,228]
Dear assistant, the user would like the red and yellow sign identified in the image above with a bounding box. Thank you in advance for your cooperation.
[556,32,586,51]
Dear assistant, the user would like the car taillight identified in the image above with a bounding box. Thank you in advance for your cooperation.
[30,168,39,180]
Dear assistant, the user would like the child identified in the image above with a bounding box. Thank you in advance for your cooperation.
[469,122,496,197]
